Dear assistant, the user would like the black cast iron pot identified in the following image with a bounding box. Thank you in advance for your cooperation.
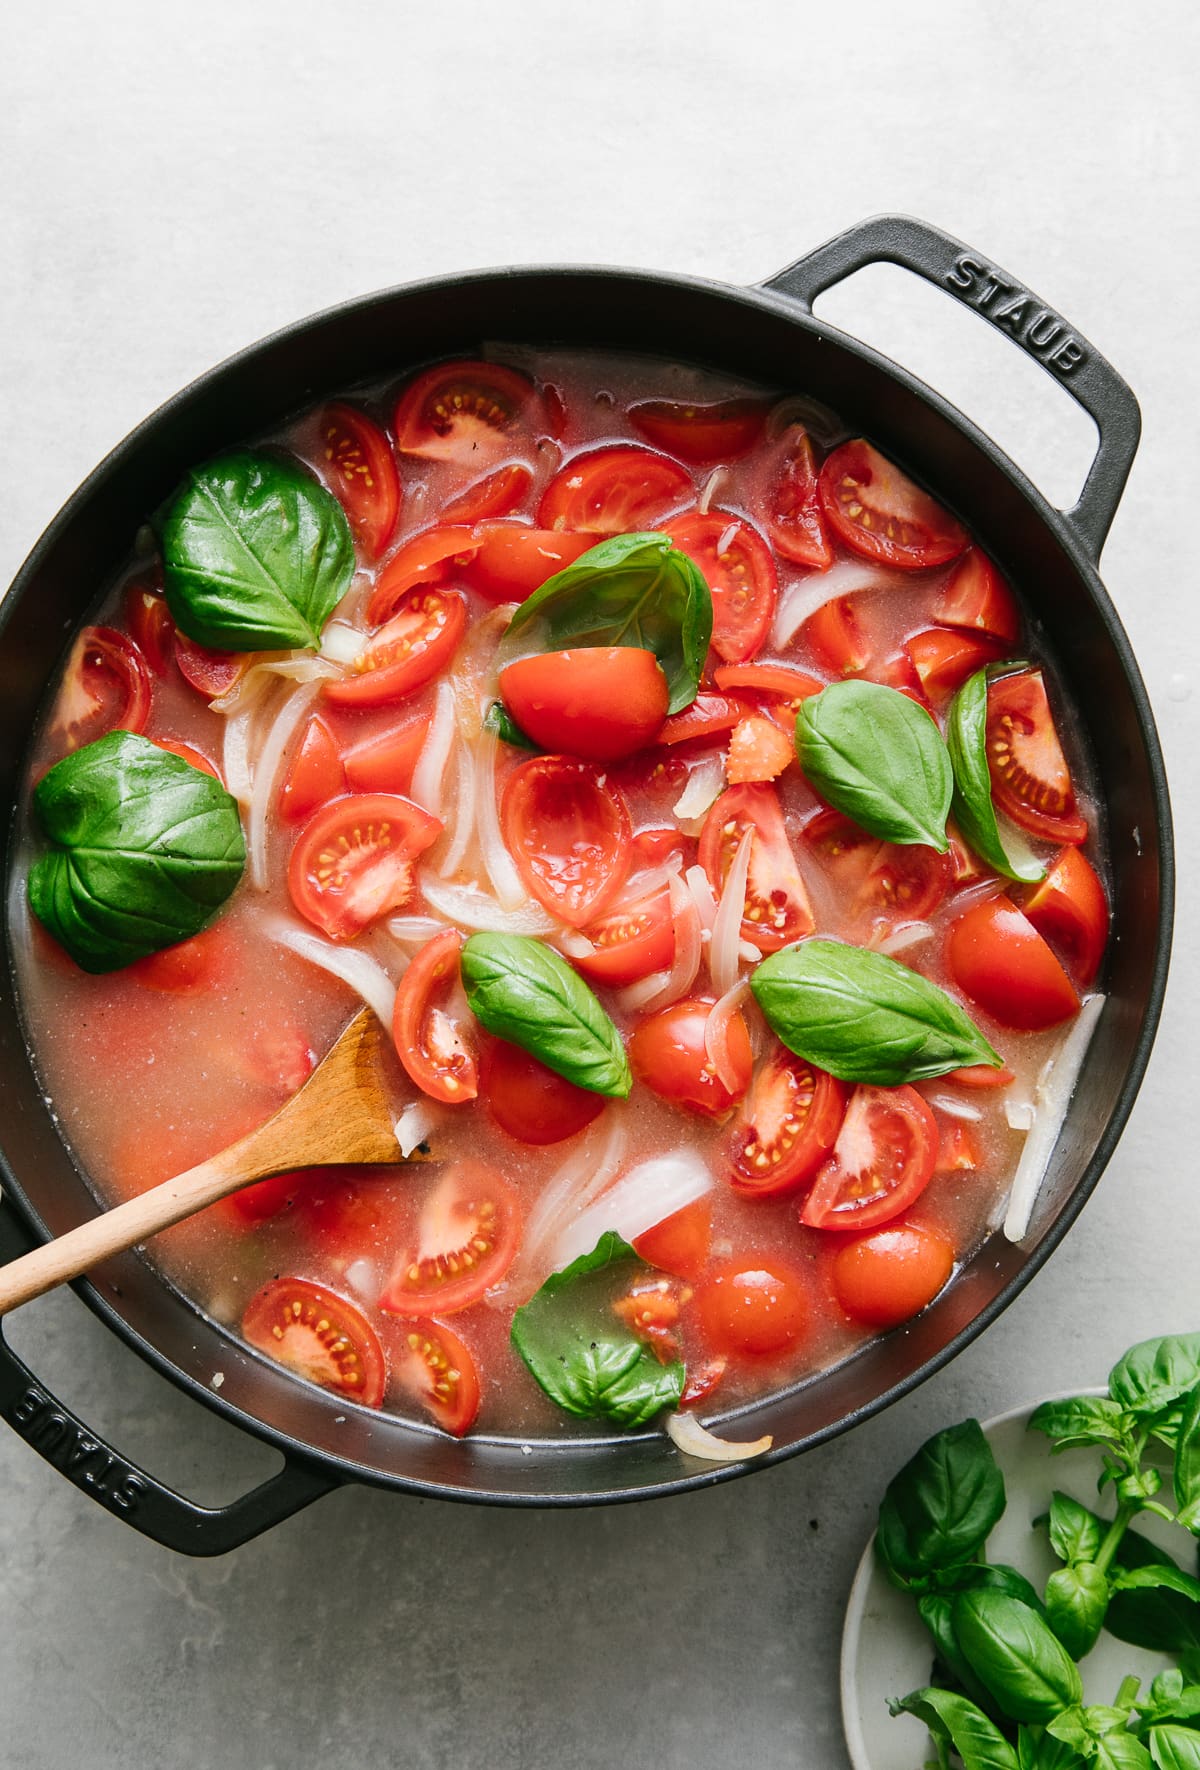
[0,216,1173,1554]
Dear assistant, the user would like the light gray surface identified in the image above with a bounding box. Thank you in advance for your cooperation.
[2,5,1197,1766]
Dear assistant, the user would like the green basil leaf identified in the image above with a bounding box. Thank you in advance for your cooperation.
[1046,1707,1100,1753]
[946,666,1046,883]
[953,1589,1083,1723]
[916,1593,1002,1717]
[1093,1733,1156,1770]
[751,937,1000,1085]
[162,449,355,650]
[485,701,540,751]
[1150,1726,1200,1770]
[889,1686,1020,1770]
[1044,1561,1109,1659]
[1152,1671,1187,1712]
[1047,1491,1104,1566]
[510,1231,684,1428]
[1174,1386,1200,1533]
[967,1565,1050,1617]
[1029,1395,1128,1453]
[27,730,245,973]
[460,933,631,1098]
[795,678,952,850]
[1020,1726,1090,1770]
[1112,1566,1200,1605]
[498,531,712,715]
[1110,1337,1200,1418]
[876,1420,1006,1578]
[1107,1536,1200,1656]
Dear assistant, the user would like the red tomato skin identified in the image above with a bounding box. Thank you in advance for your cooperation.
[499,648,669,762]
[628,397,768,464]
[152,738,221,780]
[174,633,245,699]
[948,1062,1016,1090]
[318,402,401,558]
[663,511,778,665]
[946,896,1081,1030]
[817,439,968,570]
[728,1052,847,1197]
[500,755,632,927]
[126,921,234,994]
[538,445,694,534]
[573,886,674,987]
[223,1169,306,1226]
[379,1163,521,1316]
[325,588,467,709]
[288,792,443,939]
[801,1086,939,1232]
[761,428,833,569]
[279,716,345,825]
[463,524,593,603]
[126,582,175,675]
[366,526,479,627]
[695,1257,810,1358]
[53,626,153,749]
[803,596,871,675]
[633,1198,712,1281]
[699,784,815,953]
[393,1318,481,1437]
[629,998,752,1119]
[342,717,428,797]
[986,669,1088,845]
[393,359,544,462]
[479,1039,605,1144]
[392,929,478,1105]
[440,462,533,524]
[904,627,1011,704]
[803,808,954,926]
[830,1224,955,1329]
[242,1278,386,1407]
[1015,846,1108,987]
[939,548,1021,643]
[713,662,825,711]
[657,693,749,746]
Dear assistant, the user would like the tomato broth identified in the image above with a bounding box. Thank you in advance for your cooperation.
[9,348,1108,1446]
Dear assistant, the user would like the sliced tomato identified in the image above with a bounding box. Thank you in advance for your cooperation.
[946,895,1081,1030]
[802,595,871,675]
[726,714,793,784]
[712,662,825,734]
[817,439,967,570]
[904,627,1011,704]
[441,462,533,523]
[126,921,235,994]
[935,1119,980,1172]
[728,1049,847,1197]
[392,929,477,1104]
[939,548,1021,643]
[279,716,345,825]
[986,668,1088,844]
[629,997,752,1119]
[52,626,152,749]
[223,1169,306,1226]
[341,716,428,797]
[663,511,778,664]
[633,1197,712,1282]
[631,825,690,867]
[695,1256,809,1358]
[288,792,443,939]
[152,737,221,780]
[679,1355,727,1407]
[318,402,401,558]
[174,632,247,699]
[573,885,674,987]
[1015,846,1108,987]
[379,1163,520,1315]
[612,1275,686,1363]
[760,427,833,569]
[830,1224,955,1329]
[463,523,593,603]
[500,755,631,927]
[393,1318,481,1436]
[803,808,953,925]
[366,525,479,627]
[657,692,748,746]
[325,588,467,709]
[499,647,669,762]
[480,1038,604,1144]
[125,581,175,674]
[538,445,694,534]
[393,359,545,463]
[801,1085,939,1232]
[699,784,814,953]
[628,396,767,464]
[242,1277,386,1407]
[294,1166,403,1256]
[948,1061,1015,1090]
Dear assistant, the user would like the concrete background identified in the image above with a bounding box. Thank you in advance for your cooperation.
[1,5,1197,1765]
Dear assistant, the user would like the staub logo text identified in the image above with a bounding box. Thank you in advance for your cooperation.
[9,1386,144,1513]
[945,254,1087,377]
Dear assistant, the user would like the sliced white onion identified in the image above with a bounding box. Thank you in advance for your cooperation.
[265,917,398,1028]
[420,875,557,935]
[613,875,701,1016]
[613,853,684,905]
[717,520,740,556]
[666,1411,773,1462]
[1003,994,1105,1243]
[996,813,1045,880]
[220,672,275,805]
[705,979,752,1094]
[738,938,763,964]
[437,742,480,878]
[395,1098,443,1157]
[953,878,1008,914]
[504,1113,630,1300]
[475,724,527,909]
[697,467,728,514]
[926,1093,983,1123]
[212,654,337,713]
[320,622,368,666]
[385,914,451,946]
[771,559,903,650]
[614,969,673,1014]
[545,1151,714,1274]
[710,827,754,998]
[342,1258,379,1305]
[556,929,598,960]
[685,865,719,932]
[409,679,456,818]
[246,680,322,890]
[872,919,934,956]
[673,757,726,823]
[1005,1095,1037,1132]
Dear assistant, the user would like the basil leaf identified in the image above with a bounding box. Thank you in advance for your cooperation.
[484,701,540,751]
[953,1589,1083,1723]
[1088,1731,1156,1770]
[1044,1561,1109,1659]
[947,666,1046,883]
[162,450,355,651]
[1110,1337,1200,1418]
[1175,1388,1200,1533]
[1150,1727,1200,1770]
[796,679,952,849]
[1105,1527,1200,1656]
[498,531,712,715]
[889,1686,1020,1770]
[1019,1726,1090,1770]
[461,933,631,1098]
[510,1232,684,1428]
[964,1564,1049,1617]
[1029,1395,1128,1453]
[1112,1566,1200,1605]
[751,938,1000,1085]
[917,1593,1001,1717]
[876,1420,1006,1579]
[1047,1491,1104,1566]
[1046,1708,1103,1754]
[27,730,245,974]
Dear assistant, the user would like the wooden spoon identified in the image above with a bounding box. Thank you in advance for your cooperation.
[0,1008,422,1318]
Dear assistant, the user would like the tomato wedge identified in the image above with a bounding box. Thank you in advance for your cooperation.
[656,692,748,746]
[946,895,1081,1030]
[1015,845,1108,987]
[760,427,833,569]
[818,440,967,570]
[125,581,175,674]
[537,445,694,534]
[904,627,1010,704]
[379,1163,520,1315]
[366,525,479,626]
[802,595,871,675]
[633,1198,712,1281]
[342,715,429,797]
[830,1224,955,1329]
[463,523,593,603]
[499,647,669,762]
[629,998,752,1118]
[712,662,824,733]
[279,715,345,825]
[393,359,545,463]
[288,792,443,939]
[728,1049,847,1197]
[801,1085,939,1231]
[394,1318,481,1436]
[326,587,467,709]
[392,928,477,1104]
[51,626,152,750]
[938,547,1021,643]
[242,1278,386,1406]
[663,511,778,664]
[317,402,401,558]
[802,808,953,925]
[151,737,221,780]
[699,784,814,953]
[500,755,632,927]
[726,714,793,784]
[628,396,767,463]
[986,668,1088,844]
[480,1038,604,1144]
[440,462,533,523]
[174,633,246,699]
[573,885,674,987]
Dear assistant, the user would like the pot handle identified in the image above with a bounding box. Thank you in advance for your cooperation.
[0,1198,338,1555]
[760,214,1139,561]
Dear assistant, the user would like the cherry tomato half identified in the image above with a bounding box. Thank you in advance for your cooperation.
[818,439,967,570]
[573,886,674,987]
[392,928,478,1104]
[441,462,533,523]
[628,396,767,464]
[279,715,345,825]
[500,755,632,927]
[986,668,1088,844]
[379,1163,520,1315]
[699,784,814,953]
[126,921,236,994]
[538,445,694,534]
[712,662,825,733]
[51,626,152,750]
[695,1256,810,1359]
[242,1277,386,1407]
[903,627,1010,705]
[480,1038,604,1144]
[801,1085,939,1232]
[802,808,953,926]
[341,715,429,798]
[393,359,545,463]
[318,402,401,558]
[499,647,669,762]
[152,737,221,780]
[663,511,778,664]
[366,525,479,626]
[125,581,175,675]
[1015,845,1108,987]
[830,1224,955,1329]
[938,547,1021,643]
[463,523,594,603]
[946,895,1081,1030]
[174,632,246,699]
[288,792,443,939]
[656,692,749,746]
[633,1198,712,1282]
[728,1049,847,1198]
[760,427,833,569]
[325,587,467,709]
[393,1318,481,1436]
[629,997,752,1119]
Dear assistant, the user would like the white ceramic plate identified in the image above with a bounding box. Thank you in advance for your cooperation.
[840,1395,1180,1770]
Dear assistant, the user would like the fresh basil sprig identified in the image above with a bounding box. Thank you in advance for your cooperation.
[750,937,1000,1085]
[27,730,245,973]
[795,679,953,850]
[511,1231,685,1428]
[460,932,631,1097]
[497,532,712,715]
[162,450,355,651]
[947,665,1046,883]
[877,1419,1007,1583]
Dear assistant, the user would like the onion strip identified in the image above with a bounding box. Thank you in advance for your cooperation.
[673,757,725,824]
[475,724,526,909]
[419,875,556,935]
[613,875,701,1016]
[410,679,456,818]
[266,917,398,1028]
[437,742,480,878]
[245,680,321,890]
[710,827,754,998]
[395,1099,443,1157]
[666,1411,773,1462]
[704,979,752,1094]
[1003,994,1106,1243]
[771,559,903,651]
[545,1151,714,1274]
[505,1114,629,1300]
